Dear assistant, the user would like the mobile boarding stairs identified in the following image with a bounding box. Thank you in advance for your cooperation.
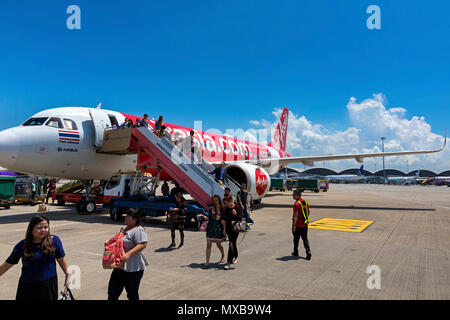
[98,127,240,210]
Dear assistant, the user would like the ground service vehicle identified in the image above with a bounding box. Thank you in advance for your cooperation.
[0,176,15,209]
[269,178,285,191]
[297,179,321,193]
[103,173,206,226]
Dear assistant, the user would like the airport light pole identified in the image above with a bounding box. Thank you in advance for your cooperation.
[381,137,386,185]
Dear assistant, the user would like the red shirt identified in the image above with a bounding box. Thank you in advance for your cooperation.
[294,198,310,228]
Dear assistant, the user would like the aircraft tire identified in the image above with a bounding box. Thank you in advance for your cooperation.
[76,201,84,214]
[57,196,65,206]
[85,201,96,214]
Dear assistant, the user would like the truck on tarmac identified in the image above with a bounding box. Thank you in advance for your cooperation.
[0,176,16,209]
[297,179,329,193]
[103,173,205,227]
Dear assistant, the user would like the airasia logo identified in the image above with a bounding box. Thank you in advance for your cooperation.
[272,108,288,151]
[255,168,268,196]
[278,109,288,150]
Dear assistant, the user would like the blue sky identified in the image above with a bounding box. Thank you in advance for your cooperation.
[0,0,448,170]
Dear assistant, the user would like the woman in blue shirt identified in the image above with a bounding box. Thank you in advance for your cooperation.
[0,214,69,300]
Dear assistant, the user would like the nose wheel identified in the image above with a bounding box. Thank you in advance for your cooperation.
[76,200,96,215]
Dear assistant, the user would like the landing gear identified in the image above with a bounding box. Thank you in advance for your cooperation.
[56,195,65,206]
[76,180,97,215]
[85,200,96,214]
[76,201,84,214]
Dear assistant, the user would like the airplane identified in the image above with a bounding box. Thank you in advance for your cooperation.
[325,165,366,184]
[0,105,446,203]
[422,176,450,186]
[387,170,422,185]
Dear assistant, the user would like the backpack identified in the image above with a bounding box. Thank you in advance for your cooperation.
[102,230,125,269]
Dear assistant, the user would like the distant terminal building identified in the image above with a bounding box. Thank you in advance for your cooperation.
[276,167,448,177]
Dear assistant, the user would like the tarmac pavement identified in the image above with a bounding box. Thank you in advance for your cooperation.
[0,184,449,300]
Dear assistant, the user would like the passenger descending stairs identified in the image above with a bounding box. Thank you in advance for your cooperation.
[132,128,238,209]
[103,127,239,210]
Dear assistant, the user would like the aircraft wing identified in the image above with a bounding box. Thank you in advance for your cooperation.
[215,126,447,172]
[218,145,445,174]
[275,147,445,167]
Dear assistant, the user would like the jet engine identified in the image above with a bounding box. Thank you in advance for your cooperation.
[226,163,271,203]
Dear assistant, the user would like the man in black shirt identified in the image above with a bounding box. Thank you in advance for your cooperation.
[236,183,253,226]
[222,198,242,270]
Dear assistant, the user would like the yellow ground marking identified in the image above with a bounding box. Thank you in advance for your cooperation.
[308,218,374,233]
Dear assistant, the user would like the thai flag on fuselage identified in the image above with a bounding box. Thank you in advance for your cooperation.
[58,130,80,142]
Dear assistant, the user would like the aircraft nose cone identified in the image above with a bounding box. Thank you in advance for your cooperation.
[0,129,20,168]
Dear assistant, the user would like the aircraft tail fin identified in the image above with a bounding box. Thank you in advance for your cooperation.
[358,165,364,176]
[268,107,289,152]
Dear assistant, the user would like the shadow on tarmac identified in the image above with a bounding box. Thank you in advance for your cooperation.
[154,246,178,253]
[276,255,307,262]
[182,262,227,270]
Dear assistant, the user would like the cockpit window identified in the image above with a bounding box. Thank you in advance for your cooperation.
[45,117,64,129]
[63,119,78,130]
[22,117,48,126]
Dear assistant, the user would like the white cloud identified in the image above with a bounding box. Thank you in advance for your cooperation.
[249,94,449,173]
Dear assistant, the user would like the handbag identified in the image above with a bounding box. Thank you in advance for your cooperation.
[232,219,247,233]
[59,286,75,300]
[199,221,208,232]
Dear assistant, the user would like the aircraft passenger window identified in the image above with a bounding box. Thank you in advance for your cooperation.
[106,175,121,190]
[45,117,63,129]
[63,119,78,130]
[108,115,119,128]
[22,117,48,126]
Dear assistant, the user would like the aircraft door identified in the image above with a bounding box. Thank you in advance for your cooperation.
[89,109,112,147]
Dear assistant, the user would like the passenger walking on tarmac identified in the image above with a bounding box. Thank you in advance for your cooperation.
[198,195,226,268]
[123,179,131,198]
[236,183,254,226]
[168,193,187,249]
[292,190,312,260]
[169,183,184,202]
[0,214,70,300]
[29,182,37,206]
[45,179,56,204]
[161,181,170,197]
[222,198,242,270]
[127,119,134,128]
[209,162,228,187]
[108,209,148,301]
[139,114,149,128]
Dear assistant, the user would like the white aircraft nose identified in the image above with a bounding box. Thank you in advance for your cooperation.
[0,129,20,168]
